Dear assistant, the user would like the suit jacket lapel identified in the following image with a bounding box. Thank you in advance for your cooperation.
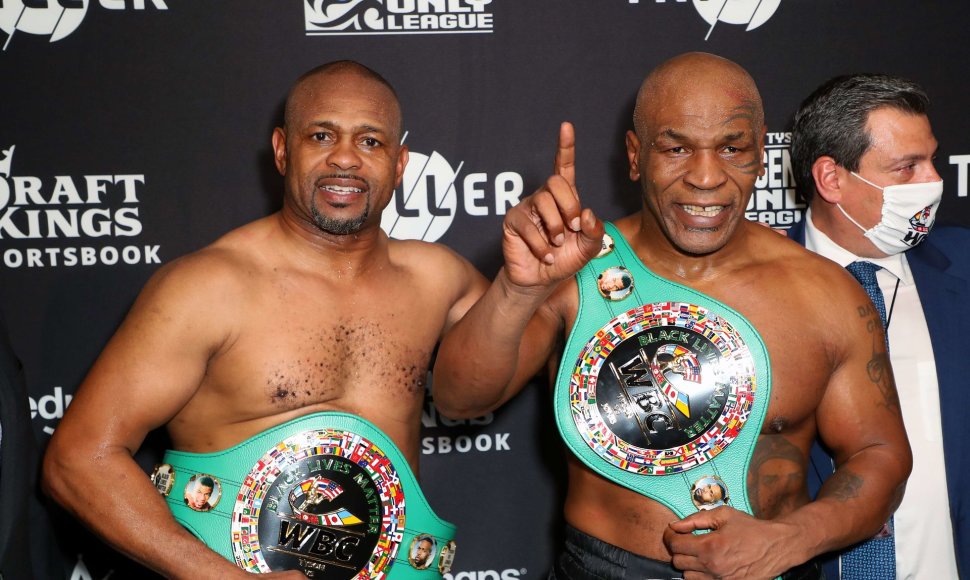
[907,240,968,544]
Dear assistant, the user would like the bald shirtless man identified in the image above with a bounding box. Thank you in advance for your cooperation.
[43,61,485,578]
[433,53,911,579]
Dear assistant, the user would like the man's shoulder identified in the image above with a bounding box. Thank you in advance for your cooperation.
[747,226,865,307]
[911,223,970,280]
[138,227,269,311]
[926,223,970,256]
[750,221,845,273]
[388,238,478,275]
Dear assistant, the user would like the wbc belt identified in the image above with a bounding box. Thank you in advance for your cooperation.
[554,222,772,520]
[149,412,456,578]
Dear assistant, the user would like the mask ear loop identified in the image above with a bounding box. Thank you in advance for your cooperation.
[836,203,869,233]
[836,172,885,234]
[850,171,885,190]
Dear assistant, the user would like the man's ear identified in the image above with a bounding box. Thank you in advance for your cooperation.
[395,145,409,188]
[271,127,287,176]
[811,156,843,204]
[626,130,641,181]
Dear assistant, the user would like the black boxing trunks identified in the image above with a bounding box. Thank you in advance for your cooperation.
[550,524,824,580]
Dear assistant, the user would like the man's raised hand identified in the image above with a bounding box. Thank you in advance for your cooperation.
[502,122,604,290]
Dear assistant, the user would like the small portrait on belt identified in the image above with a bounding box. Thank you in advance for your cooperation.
[597,266,633,301]
[184,474,221,512]
[409,534,437,570]
[690,475,729,510]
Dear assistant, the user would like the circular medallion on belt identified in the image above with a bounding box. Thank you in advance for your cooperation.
[438,540,457,574]
[569,301,756,475]
[691,475,729,510]
[230,428,404,578]
[150,463,175,497]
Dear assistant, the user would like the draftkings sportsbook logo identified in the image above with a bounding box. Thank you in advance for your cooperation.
[0,145,162,268]
[746,132,805,228]
[0,0,168,52]
[628,0,781,41]
[381,139,523,242]
[304,0,495,36]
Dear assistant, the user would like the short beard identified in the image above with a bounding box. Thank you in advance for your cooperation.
[310,199,370,235]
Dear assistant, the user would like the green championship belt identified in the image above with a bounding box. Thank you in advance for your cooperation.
[554,222,771,519]
[148,411,456,578]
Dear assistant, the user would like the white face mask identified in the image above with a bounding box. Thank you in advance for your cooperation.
[836,171,944,255]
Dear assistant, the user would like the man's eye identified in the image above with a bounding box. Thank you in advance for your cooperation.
[312,132,332,142]
[668,146,686,154]
[723,146,739,154]
[362,137,381,147]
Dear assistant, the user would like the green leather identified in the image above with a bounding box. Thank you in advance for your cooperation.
[157,411,455,578]
[554,222,772,519]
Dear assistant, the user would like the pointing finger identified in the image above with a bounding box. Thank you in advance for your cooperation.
[554,121,577,193]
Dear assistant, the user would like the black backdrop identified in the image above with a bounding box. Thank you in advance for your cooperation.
[2,1,969,578]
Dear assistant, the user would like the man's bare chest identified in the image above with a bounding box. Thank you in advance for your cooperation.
[207,315,438,411]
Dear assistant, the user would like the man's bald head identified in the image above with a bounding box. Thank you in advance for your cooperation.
[632,52,764,137]
[283,60,403,139]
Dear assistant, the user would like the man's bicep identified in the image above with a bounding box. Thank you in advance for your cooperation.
[442,257,490,333]
[815,294,906,465]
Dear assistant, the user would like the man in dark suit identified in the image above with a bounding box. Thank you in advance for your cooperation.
[789,73,969,579]
[0,314,38,579]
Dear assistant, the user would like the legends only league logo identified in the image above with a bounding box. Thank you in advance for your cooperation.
[304,0,495,35]
[306,0,383,32]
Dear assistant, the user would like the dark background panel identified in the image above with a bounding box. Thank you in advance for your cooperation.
[1,1,968,578]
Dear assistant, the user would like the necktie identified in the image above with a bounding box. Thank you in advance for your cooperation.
[841,260,895,580]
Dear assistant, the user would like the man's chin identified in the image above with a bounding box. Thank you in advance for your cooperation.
[312,214,369,236]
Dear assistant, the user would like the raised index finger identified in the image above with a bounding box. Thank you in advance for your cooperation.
[554,121,577,192]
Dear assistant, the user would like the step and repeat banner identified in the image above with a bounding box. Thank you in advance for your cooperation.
[2,1,969,578]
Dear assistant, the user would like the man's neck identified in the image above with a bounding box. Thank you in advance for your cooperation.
[624,213,753,283]
[275,210,391,278]
[808,202,885,259]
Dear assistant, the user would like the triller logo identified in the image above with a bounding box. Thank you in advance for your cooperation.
[304,0,495,36]
[381,137,523,242]
[629,0,781,41]
[0,0,168,52]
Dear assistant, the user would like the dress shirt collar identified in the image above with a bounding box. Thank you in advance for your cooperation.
[803,207,913,285]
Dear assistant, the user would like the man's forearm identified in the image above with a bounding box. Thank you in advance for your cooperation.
[781,446,909,562]
[43,445,242,578]
[433,268,555,418]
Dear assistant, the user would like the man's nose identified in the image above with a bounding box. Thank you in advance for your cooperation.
[683,150,728,191]
[328,138,362,170]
